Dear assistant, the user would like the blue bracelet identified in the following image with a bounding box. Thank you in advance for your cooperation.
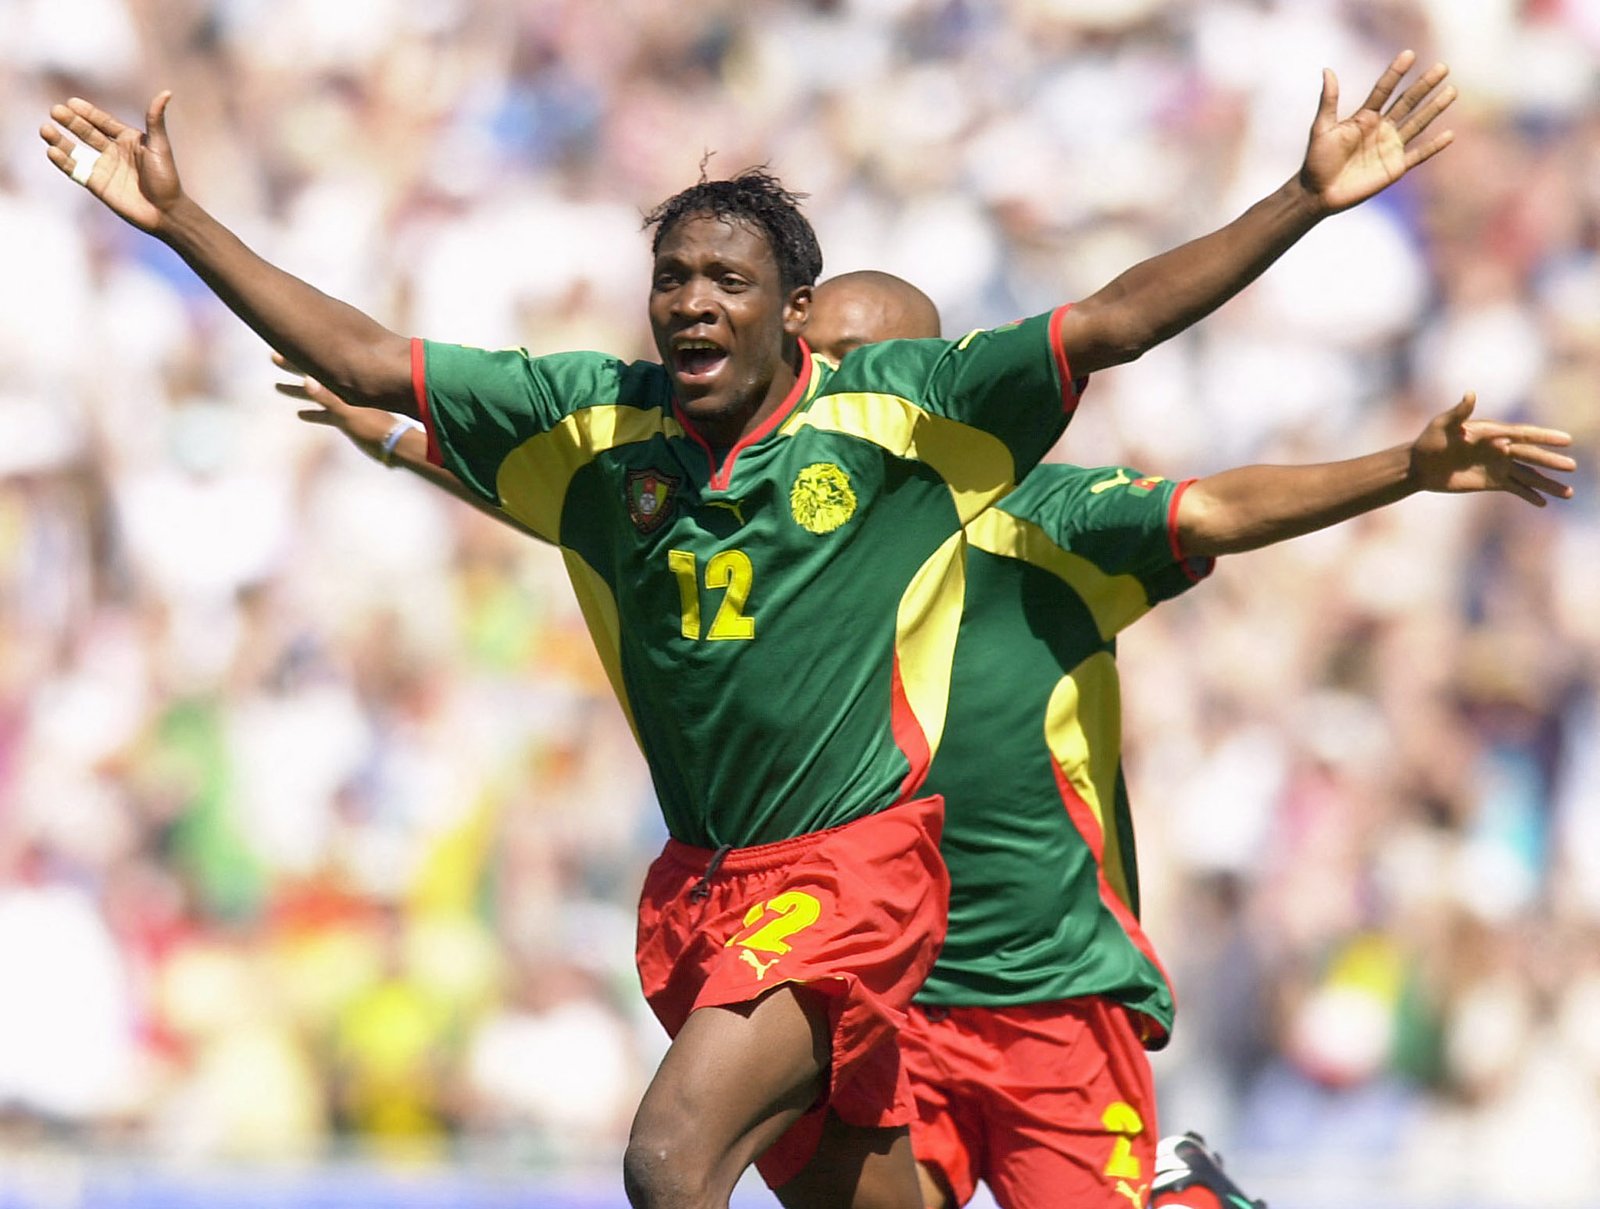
[379,418,418,465]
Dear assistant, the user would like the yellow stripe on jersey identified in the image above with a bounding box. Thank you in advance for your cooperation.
[560,547,641,744]
[964,509,1152,640]
[780,393,1016,524]
[496,405,685,542]
[1043,652,1132,909]
[895,531,969,762]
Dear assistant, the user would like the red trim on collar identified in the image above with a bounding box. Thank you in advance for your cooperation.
[673,340,814,491]
[411,338,442,467]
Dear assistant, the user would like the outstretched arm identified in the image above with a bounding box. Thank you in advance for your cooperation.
[276,358,547,542]
[1061,50,1456,377]
[41,93,413,412]
[1177,394,1575,558]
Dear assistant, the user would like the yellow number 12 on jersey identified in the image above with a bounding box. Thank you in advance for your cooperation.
[669,548,757,641]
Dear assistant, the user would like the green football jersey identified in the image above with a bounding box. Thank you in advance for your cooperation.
[416,310,1078,848]
[915,464,1212,1039]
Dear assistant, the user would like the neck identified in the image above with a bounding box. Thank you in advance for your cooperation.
[688,342,806,451]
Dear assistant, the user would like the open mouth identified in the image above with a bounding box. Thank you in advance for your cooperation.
[673,340,729,384]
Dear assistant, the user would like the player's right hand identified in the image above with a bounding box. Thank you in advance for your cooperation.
[41,92,182,233]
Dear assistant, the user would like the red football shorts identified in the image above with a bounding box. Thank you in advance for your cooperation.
[635,796,948,1189]
[901,998,1159,1209]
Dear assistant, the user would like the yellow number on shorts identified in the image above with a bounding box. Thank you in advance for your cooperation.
[725,891,821,955]
[1101,1101,1145,1180]
[668,548,756,641]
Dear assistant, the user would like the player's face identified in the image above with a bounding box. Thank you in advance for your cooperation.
[649,213,808,434]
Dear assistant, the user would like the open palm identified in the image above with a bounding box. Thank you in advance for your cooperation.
[1301,50,1457,215]
[1412,394,1576,506]
[40,92,182,234]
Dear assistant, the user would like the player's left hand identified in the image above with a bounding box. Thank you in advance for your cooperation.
[272,352,398,459]
[1409,393,1576,506]
[1299,49,1456,215]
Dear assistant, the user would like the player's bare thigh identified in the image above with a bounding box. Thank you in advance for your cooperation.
[625,985,831,1206]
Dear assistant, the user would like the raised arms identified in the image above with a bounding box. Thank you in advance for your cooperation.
[1176,394,1576,558]
[1061,50,1456,377]
[40,93,414,412]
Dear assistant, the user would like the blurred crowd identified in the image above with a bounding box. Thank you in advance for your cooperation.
[1,0,1597,1205]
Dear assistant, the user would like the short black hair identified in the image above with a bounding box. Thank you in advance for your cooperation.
[643,167,823,291]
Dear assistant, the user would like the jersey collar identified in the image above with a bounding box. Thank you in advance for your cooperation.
[674,339,818,492]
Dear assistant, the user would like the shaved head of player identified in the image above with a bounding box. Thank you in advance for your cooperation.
[806,270,942,359]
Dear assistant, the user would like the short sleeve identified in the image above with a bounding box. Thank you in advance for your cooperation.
[416,340,626,503]
[1007,464,1213,611]
[921,306,1083,477]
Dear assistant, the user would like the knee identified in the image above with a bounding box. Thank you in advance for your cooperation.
[623,1124,712,1209]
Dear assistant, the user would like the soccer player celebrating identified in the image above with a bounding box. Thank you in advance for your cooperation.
[903,397,1571,1209]
[783,276,1573,1209]
[45,49,1456,1209]
[287,269,1575,1209]
[800,277,1571,1209]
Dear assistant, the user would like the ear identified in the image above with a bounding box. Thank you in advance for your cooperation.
[783,285,813,337]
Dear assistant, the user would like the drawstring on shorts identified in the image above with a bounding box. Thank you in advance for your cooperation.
[689,843,733,902]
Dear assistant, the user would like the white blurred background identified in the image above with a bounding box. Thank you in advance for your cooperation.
[1,1,1597,1206]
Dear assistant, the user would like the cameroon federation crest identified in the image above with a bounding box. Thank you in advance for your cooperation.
[626,468,680,533]
[789,463,857,535]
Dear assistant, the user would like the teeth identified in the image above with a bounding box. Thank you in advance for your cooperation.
[679,340,721,351]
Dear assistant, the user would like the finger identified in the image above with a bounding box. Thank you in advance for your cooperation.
[275,383,314,402]
[1508,464,1571,502]
[43,118,87,176]
[1403,130,1455,170]
[1505,446,1578,473]
[53,108,115,154]
[1396,82,1458,144]
[41,127,84,179]
[1355,49,1415,114]
[297,409,336,426]
[145,91,173,154]
[1449,391,1477,424]
[1385,60,1448,126]
[63,97,130,141]
[1312,68,1339,136]
[1465,421,1572,447]
[43,143,73,176]
[298,379,344,407]
[42,140,101,187]
[271,351,309,376]
[1501,468,1547,506]
[40,121,77,152]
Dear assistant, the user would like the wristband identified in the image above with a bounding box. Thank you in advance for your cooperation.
[378,418,420,466]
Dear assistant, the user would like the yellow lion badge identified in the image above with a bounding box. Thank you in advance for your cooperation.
[790,463,857,535]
